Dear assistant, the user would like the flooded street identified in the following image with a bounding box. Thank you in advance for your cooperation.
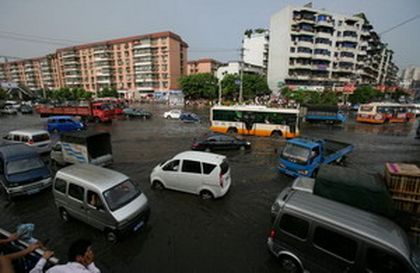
[1,105,420,273]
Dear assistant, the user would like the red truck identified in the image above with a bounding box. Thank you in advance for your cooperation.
[36,102,114,123]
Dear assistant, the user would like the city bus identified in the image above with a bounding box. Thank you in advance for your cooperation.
[356,102,413,124]
[209,105,301,138]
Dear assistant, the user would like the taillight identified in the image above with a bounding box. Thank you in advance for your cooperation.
[27,139,34,144]
[269,228,276,239]
[219,173,224,188]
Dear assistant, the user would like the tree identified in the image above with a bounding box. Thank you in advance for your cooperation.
[281,87,339,105]
[0,88,7,100]
[97,87,118,98]
[221,74,270,101]
[179,73,218,100]
[349,86,382,104]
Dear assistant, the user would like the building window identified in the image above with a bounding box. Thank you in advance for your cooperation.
[290,47,296,53]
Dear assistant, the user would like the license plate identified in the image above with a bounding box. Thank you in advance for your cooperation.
[133,221,144,232]
[27,188,40,195]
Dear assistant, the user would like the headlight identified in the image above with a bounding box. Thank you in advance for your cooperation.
[298,170,308,175]
[271,202,280,213]
[279,163,285,168]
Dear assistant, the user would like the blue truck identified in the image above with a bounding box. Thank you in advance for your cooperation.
[304,105,346,124]
[278,138,353,177]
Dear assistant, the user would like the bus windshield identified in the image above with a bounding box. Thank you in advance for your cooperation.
[281,143,310,164]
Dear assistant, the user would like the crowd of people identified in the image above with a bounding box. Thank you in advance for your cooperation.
[0,233,100,273]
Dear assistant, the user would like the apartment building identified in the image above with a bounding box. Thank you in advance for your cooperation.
[242,29,269,72]
[215,61,265,80]
[187,58,222,75]
[267,5,398,92]
[0,31,188,98]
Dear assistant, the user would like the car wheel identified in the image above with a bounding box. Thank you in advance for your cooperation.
[95,117,101,124]
[152,180,164,190]
[227,127,237,135]
[199,190,214,200]
[271,131,282,138]
[278,256,301,273]
[105,229,118,242]
[205,147,211,152]
[52,128,59,134]
[60,208,70,222]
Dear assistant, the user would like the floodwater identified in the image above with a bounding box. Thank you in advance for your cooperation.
[0,104,419,273]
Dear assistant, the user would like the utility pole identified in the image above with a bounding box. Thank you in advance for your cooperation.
[239,47,244,104]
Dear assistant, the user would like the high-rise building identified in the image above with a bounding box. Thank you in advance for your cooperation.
[400,66,420,89]
[267,5,398,92]
[187,58,223,75]
[242,29,269,72]
[0,31,188,99]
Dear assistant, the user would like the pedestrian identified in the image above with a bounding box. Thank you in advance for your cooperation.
[29,239,100,273]
[0,242,41,273]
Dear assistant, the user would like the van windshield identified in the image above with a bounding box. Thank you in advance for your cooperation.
[103,180,141,211]
[6,158,45,175]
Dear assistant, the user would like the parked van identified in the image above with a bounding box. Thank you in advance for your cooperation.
[268,189,420,273]
[47,116,85,133]
[3,129,51,155]
[53,164,150,241]
[150,151,231,199]
[0,144,52,197]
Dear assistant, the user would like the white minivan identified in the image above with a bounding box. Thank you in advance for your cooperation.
[3,129,51,155]
[150,151,231,199]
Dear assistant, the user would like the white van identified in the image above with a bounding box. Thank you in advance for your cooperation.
[53,164,150,241]
[150,151,231,199]
[3,129,51,155]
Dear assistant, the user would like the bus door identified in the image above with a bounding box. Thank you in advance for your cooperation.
[241,112,256,135]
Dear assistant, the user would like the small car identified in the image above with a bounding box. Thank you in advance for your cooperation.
[47,116,85,133]
[1,105,18,115]
[180,112,200,123]
[191,134,251,152]
[163,109,182,119]
[123,108,152,119]
[20,105,33,114]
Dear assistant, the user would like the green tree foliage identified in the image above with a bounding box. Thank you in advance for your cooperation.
[281,87,339,105]
[97,87,118,98]
[222,74,270,100]
[348,86,382,104]
[49,88,92,101]
[179,73,219,100]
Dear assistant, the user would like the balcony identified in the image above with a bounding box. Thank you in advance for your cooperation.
[62,51,77,59]
[340,35,358,43]
[134,61,153,66]
[289,74,311,80]
[312,53,331,61]
[133,50,152,57]
[290,63,312,70]
[63,58,80,65]
[291,51,313,59]
[295,40,314,48]
[312,64,330,71]
[335,66,354,73]
[64,66,80,72]
[94,55,110,62]
[93,48,109,55]
[339,56,355,63]
[97,78,111,84]
[344,25,359,32]
[315,32,332,39]
[65,74,81,79]
[312,76,330,81]
[135,78,156,83]
[314,42,331,50]
[133,43,152,49]
[316,19,334,28]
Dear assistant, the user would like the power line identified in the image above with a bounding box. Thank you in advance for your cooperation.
[0,34,70,46]
[379,13,420,36]
[0,30,82,44]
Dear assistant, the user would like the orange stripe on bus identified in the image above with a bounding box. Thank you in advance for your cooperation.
[209,126,299,138]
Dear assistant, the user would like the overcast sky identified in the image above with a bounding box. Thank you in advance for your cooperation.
[0,0,419,69]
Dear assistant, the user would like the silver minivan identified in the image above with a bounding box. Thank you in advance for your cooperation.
[268,189,420,273]
[53,164,150,241]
